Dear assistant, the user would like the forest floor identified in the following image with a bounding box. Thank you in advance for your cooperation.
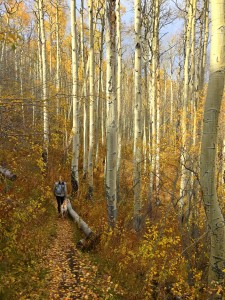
[42,213,124,300]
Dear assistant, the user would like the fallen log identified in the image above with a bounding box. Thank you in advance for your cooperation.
[67,199,100,250]
[0,166,17,181]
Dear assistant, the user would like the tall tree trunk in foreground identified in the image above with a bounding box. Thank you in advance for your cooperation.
[88,0,95,198]
[116,0,122,200]
[71,0,79,193]
[106,0,117,228]
[200,0,225,290]
[38,0,49,165]
[133,0,142,231]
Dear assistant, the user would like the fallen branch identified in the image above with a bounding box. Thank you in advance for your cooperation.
[0,166,17,181]
[67,199,100,250]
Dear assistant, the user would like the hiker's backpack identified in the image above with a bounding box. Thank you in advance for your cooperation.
[54,182,65,196]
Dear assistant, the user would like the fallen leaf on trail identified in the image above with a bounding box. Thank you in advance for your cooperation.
[41,217,124,299]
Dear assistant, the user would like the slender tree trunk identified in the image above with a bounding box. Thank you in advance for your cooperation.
[49,16,53,78]
[188,0,197,221]
[19,49,25,126]
[149,0,160,201]
[200,0,225,290]
[56,1,61,115]
[170,61,174,126]
[38,0,49,164]
[199,0,209,91]
[37,17,43,87]
[0,15,9,65]
[106,0,117,228]
[14,48,18,82]
[133,0,142,231]
[80,0,88,179]
[179,0,194,211]
[88,0,95,197]
[71,0,79,193]
[95,15,105,166]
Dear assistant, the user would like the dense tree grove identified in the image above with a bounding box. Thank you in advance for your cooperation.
[0,0,225,299]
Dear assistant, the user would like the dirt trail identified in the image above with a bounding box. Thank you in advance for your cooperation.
[43,216,123,300]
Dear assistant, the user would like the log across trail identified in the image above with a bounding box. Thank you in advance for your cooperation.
[0,165,17,181]
[67,199,100,250]
[43,215,123,299]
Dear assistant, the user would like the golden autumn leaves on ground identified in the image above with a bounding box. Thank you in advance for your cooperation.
[42,215,124,300]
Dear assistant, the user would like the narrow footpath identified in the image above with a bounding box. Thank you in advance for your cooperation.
[42,216,123,300]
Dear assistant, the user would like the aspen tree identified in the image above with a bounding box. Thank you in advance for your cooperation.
[179,0,195,211]
[88,0,94,197]
[38,0,49,164]
[142,13,150,174]
[190,0,197,117]
[95,5,105,166]
[55,0,61,115]
[200,0,225,287]
[106,0,117,227]
[189,0,197,223]
[154,0,160,201]
[149,0,160,201]
[36,12,43,88]
[133,0,142,230]
[48,13,53,77]
[116,0,122,200]
[198,0,209,91]
[14,47,18,82]
[143,112,147,172]
[0,7,11,65]
[19,49,25,125]
[80,0,88,179]
[169,46,175,126]
[71,0,79,193]
[101,70,106,146]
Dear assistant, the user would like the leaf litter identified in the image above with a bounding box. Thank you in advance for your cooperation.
[42,216,124,299]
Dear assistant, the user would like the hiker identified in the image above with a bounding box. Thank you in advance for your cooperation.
[53,176,67,215]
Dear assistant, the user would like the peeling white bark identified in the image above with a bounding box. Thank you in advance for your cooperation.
[200,0,225,286]
[106,0,117,227]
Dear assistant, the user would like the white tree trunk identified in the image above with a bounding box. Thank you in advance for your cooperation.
[179,0,194,210]
[88,0,95,197]
[49,16,53,78]
[199,0,209,91]
[133,0,142,231]
[95,16,105,166]
[67,200,93,237]
[200,0,225,287]
[80,0,88,179]
[38,0,49,163]
[149,0,160,201]
[71,0,79,193]
[56,1,61,115]
[116,0,122,200]
[19,49,25,125]
[106,0,117,228]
